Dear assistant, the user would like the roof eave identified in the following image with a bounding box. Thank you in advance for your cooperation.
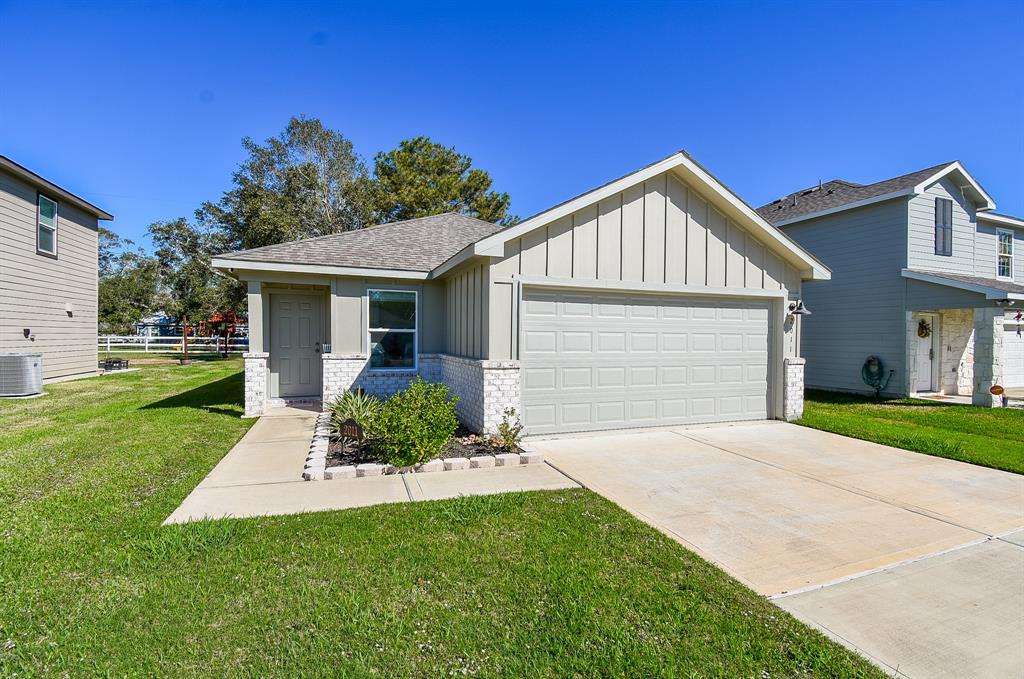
[0,155,113,220]
[773,188,917,228]
[210,257,430,280]
[901,268,1024,300]
[914,161,996,211]
[471,151,830,282]
[977,212,1024,229]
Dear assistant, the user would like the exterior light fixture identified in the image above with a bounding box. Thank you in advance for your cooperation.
[788,300,811,316]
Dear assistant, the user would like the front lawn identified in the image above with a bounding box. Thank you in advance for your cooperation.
[799,389,1024,474]
[0,363,881,677]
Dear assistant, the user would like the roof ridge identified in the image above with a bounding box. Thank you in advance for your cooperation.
[860,160,955,190]
[222,211,499,258]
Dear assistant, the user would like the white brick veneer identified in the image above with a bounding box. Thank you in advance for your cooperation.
[243,352,269,418]
[320,352,520,434]
[973,307,1004,407]
[782,357,805,421]
[938,309,974,396]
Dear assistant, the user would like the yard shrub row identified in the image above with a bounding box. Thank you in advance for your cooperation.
[329,378,459,467]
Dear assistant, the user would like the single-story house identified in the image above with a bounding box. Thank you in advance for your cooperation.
[213,151,830,435]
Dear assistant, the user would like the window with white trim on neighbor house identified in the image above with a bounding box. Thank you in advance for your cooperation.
[997,229,1014,279]
[368,289,417,369]
[37,194,58,256]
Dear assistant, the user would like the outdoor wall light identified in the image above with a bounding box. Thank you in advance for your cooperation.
[788,300,812,316]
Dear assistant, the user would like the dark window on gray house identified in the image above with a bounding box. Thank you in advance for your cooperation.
[934,198,953,256]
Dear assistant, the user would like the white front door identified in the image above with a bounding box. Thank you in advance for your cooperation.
[270,294,322,398]
[914,315,936,392]
[519,289,771,435]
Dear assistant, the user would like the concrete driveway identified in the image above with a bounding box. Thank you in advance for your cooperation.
[531,421,1024,678]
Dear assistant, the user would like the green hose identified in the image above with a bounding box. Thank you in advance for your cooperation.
[861,355,894,398]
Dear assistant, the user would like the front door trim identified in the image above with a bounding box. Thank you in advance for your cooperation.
[269,292,323,399]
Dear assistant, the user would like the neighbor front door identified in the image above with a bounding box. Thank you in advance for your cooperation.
[270,294,322,398]
[914,315,936,392]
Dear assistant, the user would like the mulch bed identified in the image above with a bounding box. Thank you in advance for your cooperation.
[325,426,522,468]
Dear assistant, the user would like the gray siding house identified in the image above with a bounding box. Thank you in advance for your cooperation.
[0,155,113,382]
[758,161,1021,407]
[214,151,829,434]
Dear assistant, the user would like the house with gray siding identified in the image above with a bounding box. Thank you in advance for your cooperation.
[758,161,1022,406]
[214,151,829,434]
[0,155,113,382]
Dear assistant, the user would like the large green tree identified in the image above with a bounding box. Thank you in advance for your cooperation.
[98,228,160,334]
[366,136,515,225]
[198,116,370,250]
[148,218,229,360]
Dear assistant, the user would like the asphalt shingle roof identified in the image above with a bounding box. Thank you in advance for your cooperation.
[217,213,504,273]
[757,162,954,225]
[908,269,1024,296]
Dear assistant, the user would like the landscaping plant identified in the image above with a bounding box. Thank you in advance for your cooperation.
[328,389,381,438]
[373,377,459,467]
[491,407,524,451]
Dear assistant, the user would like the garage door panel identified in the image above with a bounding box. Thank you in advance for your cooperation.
[1005,312,1024,388]
[630,332,658,352]
[521,288,771,434]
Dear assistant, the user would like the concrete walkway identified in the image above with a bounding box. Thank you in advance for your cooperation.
[165,407,576,524]
[531,421,1024,678]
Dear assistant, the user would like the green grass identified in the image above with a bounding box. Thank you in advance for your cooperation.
[0,363,881,677]
[799,389,1024,474]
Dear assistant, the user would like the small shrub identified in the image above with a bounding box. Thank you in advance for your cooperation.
[329,390,382,439]
[490,407,524,451]
[374,378,459,467]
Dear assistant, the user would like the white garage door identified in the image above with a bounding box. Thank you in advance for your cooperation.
[1004,312,1024,387]
[519,289,771,435]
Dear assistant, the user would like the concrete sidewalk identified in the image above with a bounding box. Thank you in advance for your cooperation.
[164,408,577,524]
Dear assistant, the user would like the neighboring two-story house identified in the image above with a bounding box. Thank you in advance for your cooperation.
[1,155,113,382]
[758,161,1021,407]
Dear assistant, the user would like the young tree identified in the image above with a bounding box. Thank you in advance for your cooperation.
[198,116,371,250]
[98,228,160,334]
[366,136,516,225]
[147,218,224,362]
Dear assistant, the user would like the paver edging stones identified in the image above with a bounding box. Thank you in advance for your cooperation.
[302,412,542,481]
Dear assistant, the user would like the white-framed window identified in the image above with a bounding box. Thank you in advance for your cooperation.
[997,228,1014,280]
[367,289,417,370]
[37,193,58,257]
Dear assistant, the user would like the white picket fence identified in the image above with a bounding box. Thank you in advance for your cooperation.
[98,335,249,354]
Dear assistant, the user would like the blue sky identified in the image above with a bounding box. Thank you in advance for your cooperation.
[1,0,1021,248]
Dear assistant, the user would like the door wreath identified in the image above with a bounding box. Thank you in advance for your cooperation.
[917,319,932,338]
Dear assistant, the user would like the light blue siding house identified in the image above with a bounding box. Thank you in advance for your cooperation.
[757,161,1023,407]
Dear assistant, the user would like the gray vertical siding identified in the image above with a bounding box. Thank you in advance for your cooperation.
[443,261,488,359]
[781,199,909,395]
[486,170,803,360]
[0,169,99,381]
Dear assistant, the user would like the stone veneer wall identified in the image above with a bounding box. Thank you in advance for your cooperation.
[243,352,269,418]
[938,309,974,396]
[321,353,520,434]
[782,357,805,421]
[972,307,1004,407]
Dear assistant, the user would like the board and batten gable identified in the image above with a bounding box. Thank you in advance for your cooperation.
[442,259,489,359]
[0,167,99,381]
[486,170,804,361]
[781,199,910,395]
